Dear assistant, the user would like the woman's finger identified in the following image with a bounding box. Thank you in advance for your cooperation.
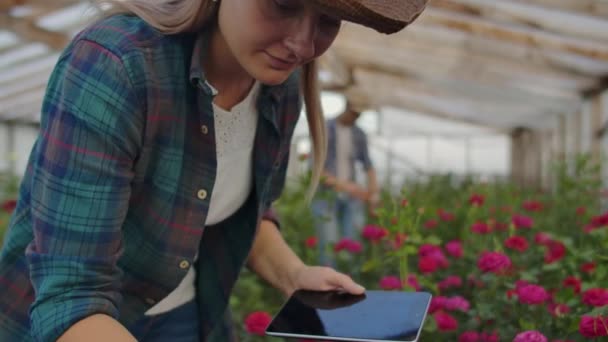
[326,270,365,294]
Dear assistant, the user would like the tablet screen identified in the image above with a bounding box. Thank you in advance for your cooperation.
[266,290,432,342]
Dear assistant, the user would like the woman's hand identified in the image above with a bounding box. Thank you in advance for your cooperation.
[286,265,366,297]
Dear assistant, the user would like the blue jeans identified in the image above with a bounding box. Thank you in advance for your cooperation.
[312,195,364,266]
[128,300,199,342]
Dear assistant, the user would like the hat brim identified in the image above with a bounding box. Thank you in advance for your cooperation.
[311,0,428,34]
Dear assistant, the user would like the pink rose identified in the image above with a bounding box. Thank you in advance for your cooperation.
[505,236,529,252]
[512,214,534,229]
[445,240,463,258]
[244,311,272,336]
[444,296,470,312]
[516,285,549,305]
[477,251,512,274]
[419,244,449,268]
[438,275,463,290]
[579,315,608,338]
[433,311,458,332]
[379,276,402,291]
[513,330,547,342]
[582,288,608,307]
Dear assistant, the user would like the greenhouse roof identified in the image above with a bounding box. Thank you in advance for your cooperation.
[1,0,607,131]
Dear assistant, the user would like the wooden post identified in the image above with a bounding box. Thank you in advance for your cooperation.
[510,127,543,189]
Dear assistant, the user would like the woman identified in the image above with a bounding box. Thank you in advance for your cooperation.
[0,0,427,341]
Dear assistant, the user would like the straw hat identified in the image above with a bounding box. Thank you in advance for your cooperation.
[311,0,429,34]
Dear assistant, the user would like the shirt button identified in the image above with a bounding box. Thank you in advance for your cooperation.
[145,297,156,305]
[201,125,208,135]
[179,260,190,269]
[197,189,208,200]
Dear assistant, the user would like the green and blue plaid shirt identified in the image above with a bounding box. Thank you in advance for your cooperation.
[0,14,301,342]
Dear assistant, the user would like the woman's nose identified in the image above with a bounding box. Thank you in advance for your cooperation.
[284,18,318,62]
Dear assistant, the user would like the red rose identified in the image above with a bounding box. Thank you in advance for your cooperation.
[522,201,544,212]
[469,194,485,207]
[544,240,566,264]
[405,274,421,291]
[458,331,479,342]
[575,207,586,216]
[1,199,17,213]
[244,311,272,336]
[471,222,491,234]
[333,238,363,254]
[434,311,458,332]
[477,252,511,274]
[581,262,596,274]
[563,276,581,294]
[534,232,552,245]
[438,209,455,222]
[504,236,529,252]
[392,232,407,249]
[512,214,534,229]
[547,303,570,317]
[582,288,608,307]
[429,296,447,314]
[400,199,409,207]
[516,285,549,305]
[579,315,608,338]
[424,219,438,229]
[418,256,438,274]
[361,225,388,243]
[305,236,318,249]
[480,332,499,342]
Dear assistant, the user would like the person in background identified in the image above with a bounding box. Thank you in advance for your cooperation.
[313,100,380,265]
[0,0,427,341]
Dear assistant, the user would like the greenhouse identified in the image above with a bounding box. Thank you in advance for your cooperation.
[0,0,607,341]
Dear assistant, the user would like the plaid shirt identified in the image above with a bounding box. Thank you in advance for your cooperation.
[0,14,300,342]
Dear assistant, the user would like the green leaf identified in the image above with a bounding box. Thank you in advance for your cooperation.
[519,318,535,331]
[424,235,442,245]
[361,259,379,273]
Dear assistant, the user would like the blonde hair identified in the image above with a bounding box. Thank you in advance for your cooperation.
[95,0,326,199]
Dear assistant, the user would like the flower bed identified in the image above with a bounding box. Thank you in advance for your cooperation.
[231,158,608,341]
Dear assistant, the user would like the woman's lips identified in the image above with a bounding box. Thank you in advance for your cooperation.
[265,52,297,70]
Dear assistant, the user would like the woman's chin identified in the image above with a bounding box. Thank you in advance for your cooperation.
[252,68,294,86]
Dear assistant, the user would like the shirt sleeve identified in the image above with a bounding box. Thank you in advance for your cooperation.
[25,38,143,342]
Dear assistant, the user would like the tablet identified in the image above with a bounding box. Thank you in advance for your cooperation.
[265,290,432,342]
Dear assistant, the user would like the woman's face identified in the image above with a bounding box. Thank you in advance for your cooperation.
[218,0,342,85]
